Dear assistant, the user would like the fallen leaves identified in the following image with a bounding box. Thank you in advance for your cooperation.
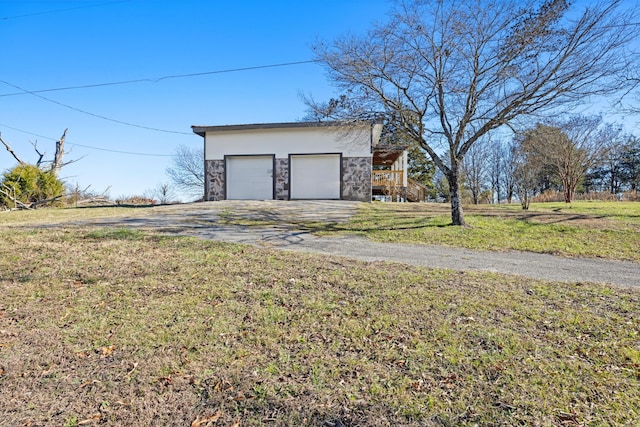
[0,329,17,348]
[191,410,222,427]
[77,413,102,425]
[79,379,101,389]
[1,225,639,426]
[101,345,115,358]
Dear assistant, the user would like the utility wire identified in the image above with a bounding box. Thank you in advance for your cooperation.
[0,122,175,157]
[0,80,194,135]
[0,59,319,135]
[0,60,319,97]
[1,0,131,21]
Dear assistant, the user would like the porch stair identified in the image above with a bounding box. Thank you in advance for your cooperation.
[406,178,428,202]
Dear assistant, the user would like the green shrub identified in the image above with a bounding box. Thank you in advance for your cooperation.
[0,164,64,208]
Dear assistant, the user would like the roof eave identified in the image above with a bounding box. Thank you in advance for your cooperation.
[191,120,382,137]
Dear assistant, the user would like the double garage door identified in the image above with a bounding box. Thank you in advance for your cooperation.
[225,154,341,200]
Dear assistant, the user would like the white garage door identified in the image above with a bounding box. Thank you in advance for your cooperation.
[290,154,341,199]
[226,155,274,200]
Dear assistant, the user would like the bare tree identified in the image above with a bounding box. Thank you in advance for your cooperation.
[488,142,502,204]
[1,129,75,209]
[1,129,73,175]
[520,116,618,203]
[145,182,177,205]
[512,143,541,210]
[462,138,491,204]
[311,0,637,225]
[501,140,520,204]
[50,128,68,176]
[166,144,204,201]
[487,138,517,204]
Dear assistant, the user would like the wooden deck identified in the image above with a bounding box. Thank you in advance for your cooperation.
[372,171,428,202]
[372,170,404,187]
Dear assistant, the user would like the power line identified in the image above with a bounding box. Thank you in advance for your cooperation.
[0,80,194,135]
[1,0,131,21]
[0,60,319,97]
[0,59,319,135]
[69,142,175,157]
[0,122,175,157]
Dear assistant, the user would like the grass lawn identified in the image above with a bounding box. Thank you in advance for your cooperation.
[332,201,640,262]
[0,206,144,226]
[1,227,639,426]
[2,200,638,261]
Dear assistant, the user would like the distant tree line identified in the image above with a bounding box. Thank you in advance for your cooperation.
[425,115,640,209]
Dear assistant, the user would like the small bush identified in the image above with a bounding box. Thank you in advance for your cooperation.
[115,195,156,206]
[0,164,64,209]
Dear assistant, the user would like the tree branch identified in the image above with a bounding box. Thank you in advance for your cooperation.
[30,140,45,167]
[0,133,26,165]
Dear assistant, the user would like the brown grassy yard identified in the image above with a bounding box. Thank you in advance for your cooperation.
[1,227,639,426]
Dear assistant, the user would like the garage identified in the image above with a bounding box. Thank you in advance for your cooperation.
[194,121,381,202]
[289,154,341,199]
[225,155,274,200]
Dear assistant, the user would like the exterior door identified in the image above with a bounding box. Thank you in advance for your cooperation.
[225,155,274,200]
[289,154,341,199]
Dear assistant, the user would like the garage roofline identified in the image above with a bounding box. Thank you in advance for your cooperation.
[191,120,382,137]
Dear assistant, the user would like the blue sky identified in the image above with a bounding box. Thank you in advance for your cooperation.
[0,0,390,199]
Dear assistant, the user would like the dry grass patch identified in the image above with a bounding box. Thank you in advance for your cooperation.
[0,206,151,226]
[1,228,639,426]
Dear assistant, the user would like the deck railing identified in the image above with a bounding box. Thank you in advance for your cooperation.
[406,178,428,202]
[372,170,404,187]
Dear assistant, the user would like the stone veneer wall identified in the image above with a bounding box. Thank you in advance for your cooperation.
[205,159,225,201]
[274,158,289,200]
[342,156,372,202]
[206,156,372,201]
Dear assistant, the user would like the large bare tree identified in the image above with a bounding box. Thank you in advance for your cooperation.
[311,0,637,225]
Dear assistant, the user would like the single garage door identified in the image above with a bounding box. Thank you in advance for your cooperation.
[225,155,274,200]
[290,154,341,199]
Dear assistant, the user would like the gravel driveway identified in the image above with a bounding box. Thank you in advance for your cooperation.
[71,200,640,288]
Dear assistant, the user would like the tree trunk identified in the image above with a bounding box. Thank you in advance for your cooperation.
[565,187,574,203]
[563,176,575,203]
[447,168,467,226]
[50,128,68,177]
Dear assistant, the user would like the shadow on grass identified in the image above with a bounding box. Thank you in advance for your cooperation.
[517,212,607,224]
[10,203,630,242]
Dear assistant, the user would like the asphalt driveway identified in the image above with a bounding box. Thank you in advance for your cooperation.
[70,200,639,288]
